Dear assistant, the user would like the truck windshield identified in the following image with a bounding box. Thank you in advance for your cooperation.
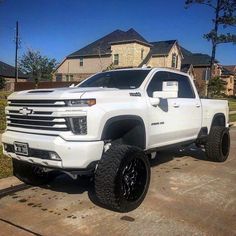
[78,70,151,89]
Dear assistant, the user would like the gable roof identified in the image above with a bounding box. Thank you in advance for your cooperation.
[0,61,27,79]
[68,28,150,58]
[65,28,218,68]
[150,40,177,56]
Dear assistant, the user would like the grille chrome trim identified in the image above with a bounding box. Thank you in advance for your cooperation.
[6,99,70,131]
[8,100,66,107]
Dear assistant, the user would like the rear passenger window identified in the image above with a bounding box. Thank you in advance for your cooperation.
[147,71,195,98]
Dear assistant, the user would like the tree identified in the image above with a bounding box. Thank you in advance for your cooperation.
[0,76,6,90]
[19,49,57,86]
[208,76,225,97]
[185,0,236,77]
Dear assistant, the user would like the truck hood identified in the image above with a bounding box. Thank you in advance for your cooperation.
[8,87,120,100]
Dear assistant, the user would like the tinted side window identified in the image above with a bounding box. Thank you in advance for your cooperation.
[147,71,195,98]
[147,71,169,97]
[169,73,195,98]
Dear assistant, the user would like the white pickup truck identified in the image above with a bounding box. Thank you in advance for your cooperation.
[2,68,230,212]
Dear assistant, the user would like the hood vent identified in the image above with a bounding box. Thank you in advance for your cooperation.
[28,90,54,93]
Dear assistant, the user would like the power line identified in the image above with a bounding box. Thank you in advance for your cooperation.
[14,21,19,83]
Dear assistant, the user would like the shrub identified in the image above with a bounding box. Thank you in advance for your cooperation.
[0,76,6,90]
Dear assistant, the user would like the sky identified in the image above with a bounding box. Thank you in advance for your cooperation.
[0,0,235,66]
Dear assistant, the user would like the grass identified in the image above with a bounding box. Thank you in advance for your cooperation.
[0,99,7,132]
[228,98,236,112]
[230,113,236,123]
[0,146,12,179]
[0,91,11,133]
[0,92,13,178]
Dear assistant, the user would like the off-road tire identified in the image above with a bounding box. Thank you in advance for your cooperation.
[94,145,150,212]
[13,159,55,186]
[205,126,230,162]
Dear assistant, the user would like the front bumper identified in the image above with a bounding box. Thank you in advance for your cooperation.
[2,130,104,169]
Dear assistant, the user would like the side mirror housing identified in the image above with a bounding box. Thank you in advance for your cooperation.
[150,97,160,106]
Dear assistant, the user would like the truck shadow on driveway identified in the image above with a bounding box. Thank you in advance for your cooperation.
[40,144,209,211]
[150,144,208,167]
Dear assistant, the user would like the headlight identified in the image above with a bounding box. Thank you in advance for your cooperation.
[69,116,87,134]
[69,99,96,107]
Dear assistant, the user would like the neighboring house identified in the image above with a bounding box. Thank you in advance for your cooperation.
[181,48,220,81]
[0,61,27,91]
[220,66,235,96]
[181,64,195,79]
[55,28,234,97]
[54,29,183,82]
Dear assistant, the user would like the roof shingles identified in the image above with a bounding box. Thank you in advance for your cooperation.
[150,40,177,56]
[68,28,150,58]
[0,61,27,79]
[66,28,217,68]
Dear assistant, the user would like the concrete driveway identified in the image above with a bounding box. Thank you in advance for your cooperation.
[0,129,235,236]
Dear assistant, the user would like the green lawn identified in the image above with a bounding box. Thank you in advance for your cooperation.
[230,113,236,123]
[0,146,12,179]
[0,92,12,178]
[228,98,236,112]
[0,91,10,133]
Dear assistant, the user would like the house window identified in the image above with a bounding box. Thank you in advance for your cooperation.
[141,49,144,60]
[114,54,119,65]
[65,75,69,82]
[56,75,62,82]
[171,53,178,68]
[80,58,83,67]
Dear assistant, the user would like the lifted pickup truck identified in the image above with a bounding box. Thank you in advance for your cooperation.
[2,68,230,212]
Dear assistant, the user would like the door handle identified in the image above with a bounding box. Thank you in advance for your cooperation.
[196,103,201,108]
[173,103,179,108]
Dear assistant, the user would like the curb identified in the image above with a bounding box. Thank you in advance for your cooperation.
[230,122,236,127]
[0,176,23,192]
[0,183,30,199]
[0,176,30,199]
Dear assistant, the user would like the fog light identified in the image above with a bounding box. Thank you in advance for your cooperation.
[3,144,8,151]
[49,152,61,161]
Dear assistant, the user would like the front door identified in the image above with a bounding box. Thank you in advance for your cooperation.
[146,71,201,149]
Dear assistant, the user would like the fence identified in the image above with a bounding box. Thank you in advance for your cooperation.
[14,81,78,91]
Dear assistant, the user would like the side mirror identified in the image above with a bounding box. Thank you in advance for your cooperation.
[150,97,160,106]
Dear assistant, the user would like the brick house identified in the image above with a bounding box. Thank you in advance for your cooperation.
[0,61,27,91]
[54,28,233,96]
[54,29,183,82]
[220,66,236,96]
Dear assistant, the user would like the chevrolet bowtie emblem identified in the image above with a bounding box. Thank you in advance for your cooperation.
[19,107,33,116]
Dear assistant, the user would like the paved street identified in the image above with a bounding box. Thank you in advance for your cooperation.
[0,129,235,236]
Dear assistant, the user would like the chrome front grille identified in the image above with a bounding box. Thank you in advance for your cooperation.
[6,100,69,131]
[8,100,66,107]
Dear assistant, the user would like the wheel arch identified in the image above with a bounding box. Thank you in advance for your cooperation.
[101,115,146,149]
[210,113,226,131]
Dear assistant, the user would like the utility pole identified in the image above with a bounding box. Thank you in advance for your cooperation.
[14,21,19,83]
